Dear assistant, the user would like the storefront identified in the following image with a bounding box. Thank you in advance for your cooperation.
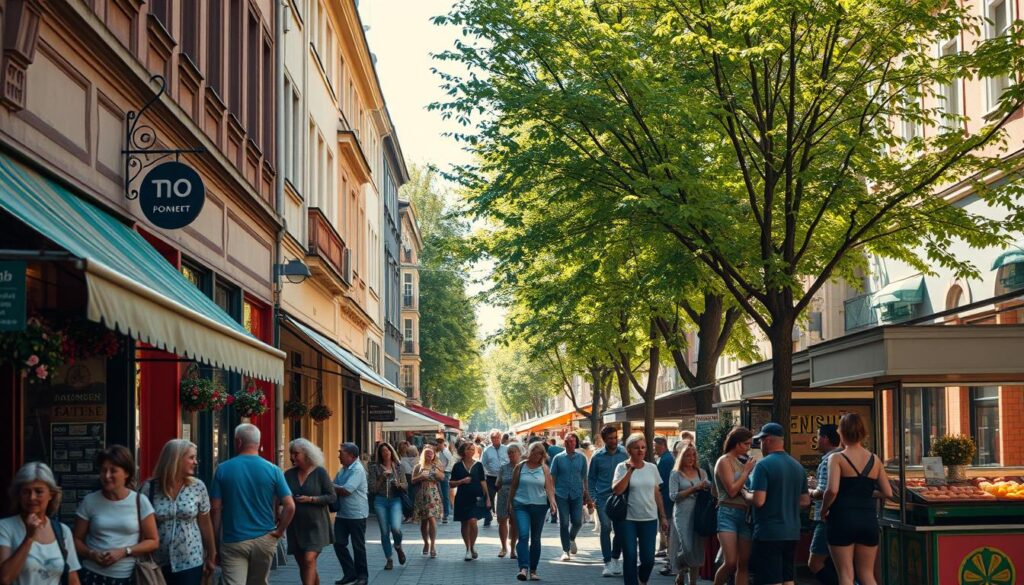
[516,406,592,437]
[602,386,698,437]
[0,154,284,518]
[380,404,445,448]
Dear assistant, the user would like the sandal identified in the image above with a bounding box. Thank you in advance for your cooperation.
[423,544,430,555]
[396,546,406,565]
[499,547,507,558]
[385,558,393,570]
[510,551,518,560]
[529,572,540,581]
[430,548,437,558]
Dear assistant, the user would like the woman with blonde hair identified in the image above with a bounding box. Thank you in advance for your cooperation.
[411,446,444,557]
[666,444,710,585]
[0,462,82,585]
[284,438,336,585]
[612,433,669,585]
[508,441,557,581]
[140,439,215,585]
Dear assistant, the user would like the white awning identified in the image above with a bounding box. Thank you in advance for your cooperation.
[381,404,444,432]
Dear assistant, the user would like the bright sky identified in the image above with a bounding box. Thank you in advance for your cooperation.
[359,0,506,340]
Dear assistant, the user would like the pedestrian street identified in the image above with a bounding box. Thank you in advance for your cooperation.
[269,519,708,585]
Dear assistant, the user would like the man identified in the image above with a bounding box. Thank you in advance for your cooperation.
[546,438,565,523]
[550,432,590,560]
[210,424,295,585]
[745,423,810,585]
[436,438,454,524]
[808,424,842,585]
[588,425,629,577]
[653,437,675,566]
[333,442,369,585]
[480,429,509,527]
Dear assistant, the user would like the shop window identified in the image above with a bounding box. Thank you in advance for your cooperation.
[903,387,946,466]
[971,387,1000,466]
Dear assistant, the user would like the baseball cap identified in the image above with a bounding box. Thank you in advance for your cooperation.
[752,422,785,439]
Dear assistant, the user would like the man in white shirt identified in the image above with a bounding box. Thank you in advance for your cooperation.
[480,429,509,527]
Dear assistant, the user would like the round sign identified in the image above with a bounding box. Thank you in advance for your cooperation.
[959,546,1015,585]
[139,161,205,229]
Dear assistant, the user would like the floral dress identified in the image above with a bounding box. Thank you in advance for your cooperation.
[412,463,444,522]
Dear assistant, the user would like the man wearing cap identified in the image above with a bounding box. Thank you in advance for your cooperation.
[744,422,810,585]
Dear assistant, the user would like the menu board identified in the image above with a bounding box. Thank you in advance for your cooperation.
[748,403,874,468]
[51,422,105,518]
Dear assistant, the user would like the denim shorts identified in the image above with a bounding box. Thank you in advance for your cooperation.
[717,505,752,539]
[810,521,829,555]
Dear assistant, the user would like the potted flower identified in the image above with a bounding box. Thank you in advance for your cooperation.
[310,403,333,423]
[931,435,976,482]
[180,365,228,412]
[283,399,308,420]
[62,320,120,363]
[233,377,268,419]
[0,316,64,383]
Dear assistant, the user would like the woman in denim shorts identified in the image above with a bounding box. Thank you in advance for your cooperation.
[713,427,755,585]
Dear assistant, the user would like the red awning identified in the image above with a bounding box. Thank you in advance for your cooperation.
[406,403,461,430]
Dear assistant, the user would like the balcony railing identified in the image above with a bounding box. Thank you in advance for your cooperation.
[307,207,350,285]
[844,293,878,333]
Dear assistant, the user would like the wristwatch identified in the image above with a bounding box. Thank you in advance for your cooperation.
[125,546,133,557]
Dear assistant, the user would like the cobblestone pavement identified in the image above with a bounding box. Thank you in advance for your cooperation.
[270,516,711,585]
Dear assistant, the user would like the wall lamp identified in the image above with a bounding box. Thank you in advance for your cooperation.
[275,259,311,284]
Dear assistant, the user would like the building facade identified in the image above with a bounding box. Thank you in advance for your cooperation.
[399,199,423,403]
[382,135,406,389]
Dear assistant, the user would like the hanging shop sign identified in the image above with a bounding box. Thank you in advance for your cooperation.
[368,399,396,422]
[0,260,26,331]
[138,161,205,229]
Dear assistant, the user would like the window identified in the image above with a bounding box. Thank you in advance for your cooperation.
[971,387,1000,466]
[404,319,413,353]
[246,12,260,141]
[903,387,946,466]
[317,135,326,211]
[283,78,294,182]
[326,151,335,225]
[402,365,413,395]
[262,37,273,153]
[207,0,223,96]
[938,37,960,131]
[150,0,170,27]
[292,89,302,189]
[229,0,242,115]
[181,262,209,293]
[180,2,199,65]
[900,89,921,142]
[403,273,413,307]
[985,0,1012,112]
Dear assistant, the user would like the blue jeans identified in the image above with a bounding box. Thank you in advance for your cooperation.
[514,503,548,571]
[373,495,403,559]
[441,472,451,518]
[594,492,622,563]
[619,519,658,585]
[556,495,583,552]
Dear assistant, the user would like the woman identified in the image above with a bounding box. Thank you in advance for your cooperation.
[494,442,522,559]
[399,445,419,522]
[666,444,709,585]
[411,446,444,558]
[612,434,669,585]
[73,445,159,585]
[450,442,489,561]
[0,462,81,585]
[507,441,557,581]
[140,439,215,585]
[822,413,891,585]
[367,442,407,570]
[713,427,755,585]
[283,439,336,585]
[435,439,455,525]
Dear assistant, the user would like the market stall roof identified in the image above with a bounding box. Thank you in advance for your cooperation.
[0,153,285,382]
[381,404,443,432]
[602,384,706,424]
[283,315,405,404]
[406,403,460,430]
[515,406,591,435]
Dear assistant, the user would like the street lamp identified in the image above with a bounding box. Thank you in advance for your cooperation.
[275,258,311,284]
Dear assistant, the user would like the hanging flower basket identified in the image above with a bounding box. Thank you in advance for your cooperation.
[0,316,64,383]
[283,399,308,420]
[310,403,333,423]
[180,364,229,412]
[233,377,268,418]
[61,320,120,363]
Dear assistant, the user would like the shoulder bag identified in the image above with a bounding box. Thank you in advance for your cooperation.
[692,469,718,537]
[51,516,69,585]
[133,491,168,585]
[605,466,631,522]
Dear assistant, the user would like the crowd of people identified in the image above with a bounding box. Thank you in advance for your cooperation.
[0,414,890,585]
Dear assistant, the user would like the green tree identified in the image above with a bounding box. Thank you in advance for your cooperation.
[486,339,559,422]
[434,0,1024,438]
[402,164,486,418]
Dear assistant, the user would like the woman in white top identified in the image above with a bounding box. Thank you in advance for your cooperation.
[140,439,215,585]
[400,445,419,521]
[72,445,159,585]
[0,462,81,585]
[612,434,669,585]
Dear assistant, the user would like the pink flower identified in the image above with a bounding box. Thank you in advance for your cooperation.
[25,355,39,367]
[35,365,48,380]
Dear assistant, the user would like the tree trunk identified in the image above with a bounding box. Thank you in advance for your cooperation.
[615,367,632,437]
[769,315,796,446]
[644,321,660,462]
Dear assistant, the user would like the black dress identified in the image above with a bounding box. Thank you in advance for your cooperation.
[451,460,490,522]
[284,466,336,554]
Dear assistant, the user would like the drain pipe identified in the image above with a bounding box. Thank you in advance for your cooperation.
[273,0,287,468]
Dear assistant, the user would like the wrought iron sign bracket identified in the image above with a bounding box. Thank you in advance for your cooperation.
[123,75,206,200]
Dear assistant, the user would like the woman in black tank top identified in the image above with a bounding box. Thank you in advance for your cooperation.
[820,413,893,585]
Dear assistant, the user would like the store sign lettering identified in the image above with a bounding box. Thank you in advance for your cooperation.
[139,161,205,229]
[0,261,26,331]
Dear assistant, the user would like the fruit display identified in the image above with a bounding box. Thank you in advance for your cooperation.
[974,477,1024,500]
[907,484,996,502]
[891,476,1024,503]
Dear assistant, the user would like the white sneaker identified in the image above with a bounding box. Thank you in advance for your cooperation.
[601,562,614,577]
[612,559,623,575]
[464,549,473,561]
[560,552,571,561]
[570,540,577,554]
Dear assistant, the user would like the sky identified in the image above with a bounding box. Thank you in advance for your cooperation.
[358,0,506,340]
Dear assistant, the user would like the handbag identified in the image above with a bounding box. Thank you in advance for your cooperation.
[693,470,718,537]
[605,467,630,523]
[133,491,168,585]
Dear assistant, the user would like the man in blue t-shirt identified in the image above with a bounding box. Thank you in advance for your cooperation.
[210,423,295,585]
[746,422,810,585]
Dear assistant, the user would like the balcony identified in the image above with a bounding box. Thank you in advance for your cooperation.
[306,207,351,293]
[403,340,418,355]
[844,293,878,333]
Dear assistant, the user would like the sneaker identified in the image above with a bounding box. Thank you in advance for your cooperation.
[570,540,577,555]
[560,552,571,561]
[517,569,528,581]
[612,559,623,575]
[602,562,614,577]
[529,572,540,581]
[464,550,473,561]
[336,579,357,585]
[442,517,449,524]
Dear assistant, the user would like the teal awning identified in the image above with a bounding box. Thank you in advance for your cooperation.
[992,246,1024,270]
[0,153,285,382]
[284,315,405,404]
[871,276,925,308]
